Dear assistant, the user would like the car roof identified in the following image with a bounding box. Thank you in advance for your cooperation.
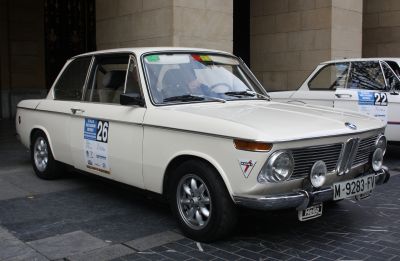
[71,47,233,60]
[320,57,400,64]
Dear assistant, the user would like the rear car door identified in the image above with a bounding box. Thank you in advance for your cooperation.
[334,61,388,124]
[69,53,146,188]
[36,57,92,165]
[292,62,350,107]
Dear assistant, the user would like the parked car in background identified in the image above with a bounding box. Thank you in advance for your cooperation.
[16,48,390,241]
[270,58,400,142]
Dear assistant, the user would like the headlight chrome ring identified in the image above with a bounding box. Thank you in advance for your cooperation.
[372,148,383,172]
[258,150,294,183]
[375,134,387,156]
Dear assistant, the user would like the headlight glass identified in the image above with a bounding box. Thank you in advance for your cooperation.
[258,151,294,183]
[310,160,327,188]
[372,148,383,171]
[375,134,387,155]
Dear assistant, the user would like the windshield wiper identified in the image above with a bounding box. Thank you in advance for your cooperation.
[163,94,226,103]
[164,95,205,102]
[224,90,271,101]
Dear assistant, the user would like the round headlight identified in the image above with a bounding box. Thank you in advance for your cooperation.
[372,148,383,171]
[258,151,294,183]
[310,160,327,188]
[375,135,387,155]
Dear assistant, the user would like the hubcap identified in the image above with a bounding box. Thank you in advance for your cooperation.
[176,174,212,230]
[34,137,49,172]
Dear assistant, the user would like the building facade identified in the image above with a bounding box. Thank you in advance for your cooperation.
[1,0,400,118]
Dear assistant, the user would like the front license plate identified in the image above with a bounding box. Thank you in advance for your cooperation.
[298,203,323,221]
[333,174,375,201]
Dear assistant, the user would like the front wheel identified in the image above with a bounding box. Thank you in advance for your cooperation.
[169,160,237,242]
[31,131,62,179]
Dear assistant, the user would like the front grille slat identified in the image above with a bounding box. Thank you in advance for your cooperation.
[290,143,342,179]
[352,135,377,167]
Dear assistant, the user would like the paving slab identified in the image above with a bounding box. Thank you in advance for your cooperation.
[27,230,108,260]
[68,244,135,261]
[0,178,29,200]
[0,227,47,261]
[3,249,48,261]
[124,231,184,251]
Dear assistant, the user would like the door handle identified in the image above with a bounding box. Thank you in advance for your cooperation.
[70,108,85,114]
[335,94,352,98]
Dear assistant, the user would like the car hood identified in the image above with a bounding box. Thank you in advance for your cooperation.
[144,101,385,142]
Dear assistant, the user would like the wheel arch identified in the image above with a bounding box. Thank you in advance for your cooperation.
[30,126,57,159]
[162,152,234,201]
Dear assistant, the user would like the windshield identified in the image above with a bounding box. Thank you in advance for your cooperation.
[142,53,266,104]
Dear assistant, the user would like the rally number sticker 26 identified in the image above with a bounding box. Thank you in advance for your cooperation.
[96,120,109,143]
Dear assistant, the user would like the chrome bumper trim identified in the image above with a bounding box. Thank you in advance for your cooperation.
[234,168,390,211]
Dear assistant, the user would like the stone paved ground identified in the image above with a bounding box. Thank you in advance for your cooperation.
[0,118,399,261]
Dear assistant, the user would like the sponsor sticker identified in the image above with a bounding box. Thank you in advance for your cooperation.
[357,91,388,122]
[238,159,256,178]
[84,118,110,174]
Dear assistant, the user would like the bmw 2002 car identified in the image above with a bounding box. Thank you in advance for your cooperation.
[16,48,390,241]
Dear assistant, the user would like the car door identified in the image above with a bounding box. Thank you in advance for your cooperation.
[36,56,93,166]
[69,53,146,188]
[334,61,388,124]
[381,61,400,141]
[291,62,350,107]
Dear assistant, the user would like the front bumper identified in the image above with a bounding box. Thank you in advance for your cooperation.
[233,167,390,211]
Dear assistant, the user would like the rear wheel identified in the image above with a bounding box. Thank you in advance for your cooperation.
[169,160,237,242]
[31,131,62,179]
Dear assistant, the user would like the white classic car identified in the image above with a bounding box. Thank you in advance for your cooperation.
[270,58,400,142]
[16,48,390,242]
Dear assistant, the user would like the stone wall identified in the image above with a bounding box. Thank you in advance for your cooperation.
[96,0,233,52]
[250,0,362,92]
[172,0,233,52]
[363,0,400,57]
[0,0,46,119]
[96,0,174,50]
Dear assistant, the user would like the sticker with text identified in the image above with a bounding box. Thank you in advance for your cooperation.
[84,118,110,174]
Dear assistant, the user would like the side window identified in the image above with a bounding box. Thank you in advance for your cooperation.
[54,57,91,100]
[308,63,349,90]
[85,55,130,104]
[348,61,385,90]
[382,61,400,91]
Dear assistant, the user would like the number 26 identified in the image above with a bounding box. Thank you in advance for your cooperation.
[96,121,109,142]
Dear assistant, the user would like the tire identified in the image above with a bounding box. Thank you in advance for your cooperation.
[31,131,62,179]
[168,159,237,242]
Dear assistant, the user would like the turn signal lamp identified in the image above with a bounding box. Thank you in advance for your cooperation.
[234,139,272,152]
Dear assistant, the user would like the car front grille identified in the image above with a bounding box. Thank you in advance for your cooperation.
[352,135,378,167]
[291,143,343,179]
[289,134,377,180]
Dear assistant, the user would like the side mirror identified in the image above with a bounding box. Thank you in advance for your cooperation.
[120,93,145,106]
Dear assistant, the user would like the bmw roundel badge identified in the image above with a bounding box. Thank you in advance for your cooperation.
[345,122,357,130]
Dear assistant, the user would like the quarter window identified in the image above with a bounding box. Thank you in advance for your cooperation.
[54,57,91,101]
[308,63,349,90]
[347,61,385,90]
[382,62,400,91]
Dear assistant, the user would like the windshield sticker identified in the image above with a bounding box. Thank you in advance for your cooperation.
[191,54,212,62]
[146,55,160,62]
[84,118,110,174]
[357,91,388,122]
[239,159,257,178]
